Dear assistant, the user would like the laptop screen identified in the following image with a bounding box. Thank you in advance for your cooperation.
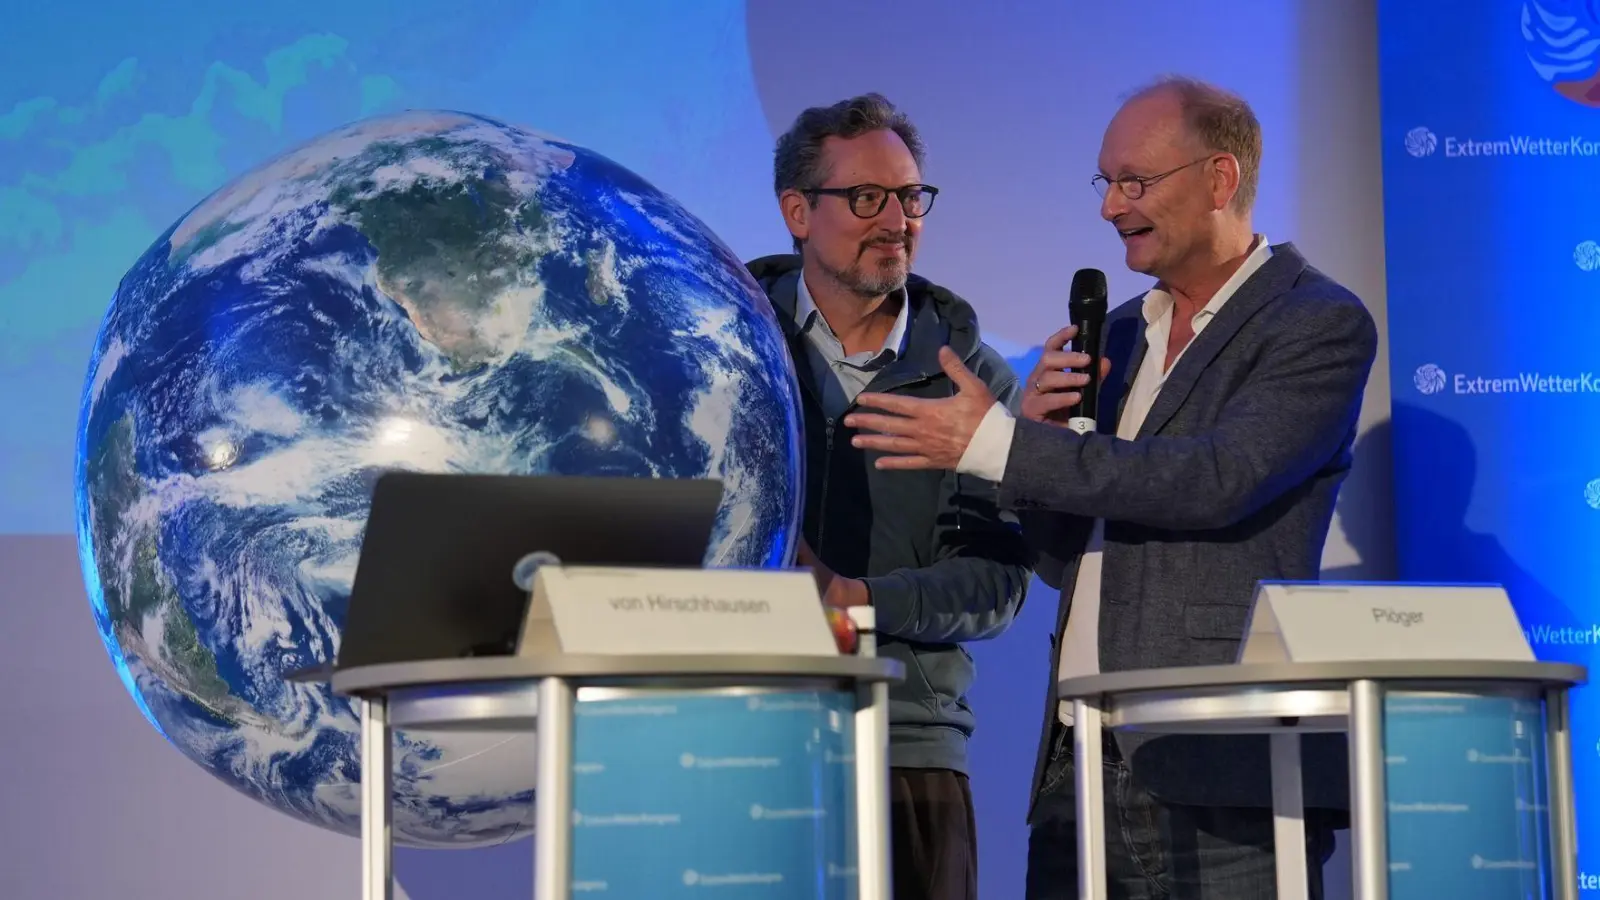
[334,472,724,670]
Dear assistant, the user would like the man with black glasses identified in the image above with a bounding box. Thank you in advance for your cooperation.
[746,93,1034,900]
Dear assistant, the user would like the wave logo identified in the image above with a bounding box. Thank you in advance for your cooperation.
[1584,478,1600,509]
[1404,127,1438,157]
[1522,0,1600,107]
[1577,240,1600,271]
[1414,364,1447,395]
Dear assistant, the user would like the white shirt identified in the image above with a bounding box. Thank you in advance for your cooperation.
[956,236,1273,723]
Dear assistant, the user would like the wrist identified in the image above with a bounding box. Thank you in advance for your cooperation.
[827,577,871,608]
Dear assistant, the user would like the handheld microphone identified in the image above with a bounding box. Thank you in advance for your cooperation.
[1066,268,1108,435]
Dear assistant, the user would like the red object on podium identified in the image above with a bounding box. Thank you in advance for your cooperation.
[825,607,859,655]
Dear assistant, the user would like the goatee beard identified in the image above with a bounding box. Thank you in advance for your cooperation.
[848,267,907,297]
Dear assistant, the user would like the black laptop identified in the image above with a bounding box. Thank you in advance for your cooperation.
[315,472,724,674]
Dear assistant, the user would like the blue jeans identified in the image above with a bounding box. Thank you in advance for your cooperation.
[1024,727,1338,899]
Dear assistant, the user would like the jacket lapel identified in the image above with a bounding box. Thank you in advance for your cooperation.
[862,290,948,396]
[1135,243,1309,439]
[768,271,831,409]
[1099,314,1144,434]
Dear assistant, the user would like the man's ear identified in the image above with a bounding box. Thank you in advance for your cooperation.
[780,189,811,245]
[1209,154,1241,212]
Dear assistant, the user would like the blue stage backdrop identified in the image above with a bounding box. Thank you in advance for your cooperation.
[1377,0,1600,888]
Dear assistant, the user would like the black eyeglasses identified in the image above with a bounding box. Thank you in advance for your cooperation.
[1091,157,1212,200]
[803,183,939,219]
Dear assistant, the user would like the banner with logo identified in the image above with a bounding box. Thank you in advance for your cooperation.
[1377,0,1600,890]
[571,689,857,897]
[1385,692,1552,894]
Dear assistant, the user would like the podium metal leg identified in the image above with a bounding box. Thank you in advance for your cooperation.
[854,680,892,900]
[1347,679,1388,900]
[1270,732,1309,900]
[1546,688,1578,900]
[360,697,393,900]
[534,677,575,900]
[1073,698,1108,900]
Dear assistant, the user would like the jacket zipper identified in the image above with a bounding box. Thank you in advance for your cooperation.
[816,417,835,556]
[815,370,933,559]
[807,361,946,560]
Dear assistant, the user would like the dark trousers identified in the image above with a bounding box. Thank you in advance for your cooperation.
[890,767,977,900]
[1024,728,1338,899]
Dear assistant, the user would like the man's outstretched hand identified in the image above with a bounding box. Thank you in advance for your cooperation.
[845,346,995,471]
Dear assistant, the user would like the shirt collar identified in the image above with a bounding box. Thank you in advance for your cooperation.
[795,269,910,360]
[1141,234,1273,327]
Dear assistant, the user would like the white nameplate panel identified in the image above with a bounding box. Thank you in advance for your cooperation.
[519,566,839,657]
[1237,582,1535,665]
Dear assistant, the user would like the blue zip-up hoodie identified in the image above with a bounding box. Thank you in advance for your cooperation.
[748,254,1034,774]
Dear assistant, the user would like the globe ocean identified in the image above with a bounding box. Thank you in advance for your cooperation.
[73,110,803,846]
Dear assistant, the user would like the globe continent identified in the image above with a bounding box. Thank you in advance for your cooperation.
[73,110,802,846]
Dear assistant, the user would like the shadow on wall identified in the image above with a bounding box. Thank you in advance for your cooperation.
[1339,404,1581,634]
[1322,413,1393,584]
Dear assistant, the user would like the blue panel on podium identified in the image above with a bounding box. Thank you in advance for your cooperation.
[1385,692,1550,897]
[571,690,858,898]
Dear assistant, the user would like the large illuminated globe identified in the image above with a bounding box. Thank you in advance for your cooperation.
[73,110,802,846]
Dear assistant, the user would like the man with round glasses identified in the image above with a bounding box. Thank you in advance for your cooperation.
[839,77,1379,897]
[747,92,1033,900]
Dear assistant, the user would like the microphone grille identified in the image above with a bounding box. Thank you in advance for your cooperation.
[1070,268,1108,305]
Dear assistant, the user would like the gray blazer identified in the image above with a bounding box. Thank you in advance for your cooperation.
[1000,243,1379,816]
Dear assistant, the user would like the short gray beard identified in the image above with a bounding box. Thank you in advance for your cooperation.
[820,256,908,299]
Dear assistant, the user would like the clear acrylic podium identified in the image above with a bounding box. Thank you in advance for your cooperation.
[332,651,903,900]
[1056,659,1586,900]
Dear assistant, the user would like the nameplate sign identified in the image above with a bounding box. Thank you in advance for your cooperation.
[519,566,839,657]
[1237,582,1535,665]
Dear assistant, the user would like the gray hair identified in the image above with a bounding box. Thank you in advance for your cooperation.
[1131,75,1262,212]
[772,92,926,198]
